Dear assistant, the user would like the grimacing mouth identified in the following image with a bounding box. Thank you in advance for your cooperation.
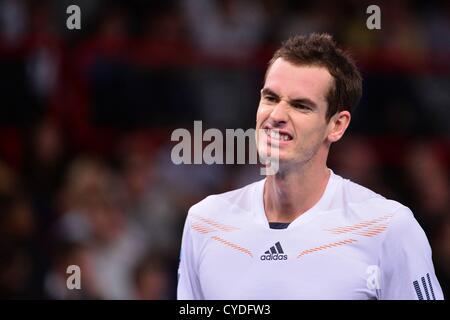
[261,126,293,141]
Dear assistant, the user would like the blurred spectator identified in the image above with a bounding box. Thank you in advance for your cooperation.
[132,252,172,300]
[182,0,267,128]
[328,136,395,199]
[0,242,33,299]
[0,191,45,298]
[422,0,450,57]
[117,139,179,253]
[277,0,339,42]
[403,142,449,234]
[380,0,427,60]
[412,75,450,136]
[182,0,267,59]
[44,242,100,299]
[55,156,148,299]
[0,0,27,47]
[22,118,69,234]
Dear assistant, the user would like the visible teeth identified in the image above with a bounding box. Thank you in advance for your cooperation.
[270,131,280,140]
[266,129,290,141]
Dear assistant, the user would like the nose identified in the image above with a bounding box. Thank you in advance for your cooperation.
[268,101,289,127]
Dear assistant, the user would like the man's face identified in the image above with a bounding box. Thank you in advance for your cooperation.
[256,58,335,169]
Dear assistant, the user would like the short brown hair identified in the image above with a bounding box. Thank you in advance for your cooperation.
[267,33,362,121]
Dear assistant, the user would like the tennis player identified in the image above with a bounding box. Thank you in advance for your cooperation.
[177,33,444,300]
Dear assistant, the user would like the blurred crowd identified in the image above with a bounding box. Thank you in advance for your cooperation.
[0,0,449,299]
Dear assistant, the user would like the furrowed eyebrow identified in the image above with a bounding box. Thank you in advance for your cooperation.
[262,88,318,109]
[288,98,317,109]
[261,88,279,98]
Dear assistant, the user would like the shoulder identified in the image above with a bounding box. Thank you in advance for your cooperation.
[340,177,425,241]
[332,174,423,235]
[383,205,428,246]
[340,177,406,216]
[186,178,265,222]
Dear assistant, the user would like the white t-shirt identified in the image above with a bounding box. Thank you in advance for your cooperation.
[177,170,444,300]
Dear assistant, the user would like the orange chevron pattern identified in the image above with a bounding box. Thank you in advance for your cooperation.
[352,224,388,237]
[211,236,253,257]
[190,222,216,234]
[297,239,357,258]
[191,215,239,232]
[326,214,393,234]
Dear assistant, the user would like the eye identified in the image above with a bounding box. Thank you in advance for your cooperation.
[292,104,312,111]
[263,95,278,103]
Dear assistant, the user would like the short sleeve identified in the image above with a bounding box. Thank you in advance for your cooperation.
[379,207,444,300]
[177,214,204,300]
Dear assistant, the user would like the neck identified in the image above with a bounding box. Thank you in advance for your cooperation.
[263,159,331,223]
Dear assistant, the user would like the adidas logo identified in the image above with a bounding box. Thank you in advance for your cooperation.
[260,242,288,261]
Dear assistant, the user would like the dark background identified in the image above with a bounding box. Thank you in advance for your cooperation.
[0,0,448,299]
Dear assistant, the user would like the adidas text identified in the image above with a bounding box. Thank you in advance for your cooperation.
[260,254,288,261]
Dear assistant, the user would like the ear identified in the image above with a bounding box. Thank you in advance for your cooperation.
[327,110,351,143]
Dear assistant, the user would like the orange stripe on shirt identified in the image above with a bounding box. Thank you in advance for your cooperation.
[325,214,393,234]
[190,222,216,234]
[211,236,253,257]
[191,215,239,232]
[297,239,357,258]
[353,224,388,237]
